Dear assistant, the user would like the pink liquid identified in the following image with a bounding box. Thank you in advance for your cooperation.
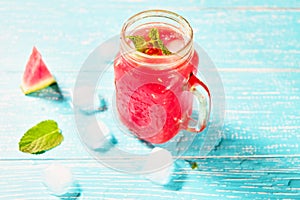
[114,25,199,144]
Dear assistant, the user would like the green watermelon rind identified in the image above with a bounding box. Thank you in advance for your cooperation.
[21,76,56,95]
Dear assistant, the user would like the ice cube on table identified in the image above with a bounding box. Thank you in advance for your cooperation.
[43,164,79,197]
[143,147,174,185]
[72,86,108,114]
[83,119,116,151]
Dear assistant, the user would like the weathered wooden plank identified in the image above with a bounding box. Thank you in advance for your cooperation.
[0,157,299,199]
[0,1,298,72]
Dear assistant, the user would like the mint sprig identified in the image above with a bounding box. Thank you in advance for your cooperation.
[126,35,148,52]
[156,39,172,55]
[127,28,172,55]
[149,28,160,41]
[148,28,172,55]
[19,120,63,154]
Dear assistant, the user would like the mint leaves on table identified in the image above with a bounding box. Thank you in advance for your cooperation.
[185,160,199,170]
[127,28,172,55]
[190,162,199,170]
[19,120,63,154]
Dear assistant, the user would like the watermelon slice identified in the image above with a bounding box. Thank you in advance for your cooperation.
[21,47,56,94]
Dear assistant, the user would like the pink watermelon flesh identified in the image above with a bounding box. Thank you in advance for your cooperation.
[21,47,56,94]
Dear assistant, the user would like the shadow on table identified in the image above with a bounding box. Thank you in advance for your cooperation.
[26,83,64,101]
[57,182,82,200]
[162,160,188,191]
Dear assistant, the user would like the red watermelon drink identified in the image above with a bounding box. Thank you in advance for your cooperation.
[114,10,211,144]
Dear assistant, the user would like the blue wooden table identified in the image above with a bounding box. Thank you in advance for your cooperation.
[1,0,300,199]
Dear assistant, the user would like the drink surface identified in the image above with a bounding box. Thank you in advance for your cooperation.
[114,25,199,144]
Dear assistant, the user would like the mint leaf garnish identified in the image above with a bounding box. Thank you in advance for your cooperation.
[19,120,63,154]
[127,28,172,55]
[156,39,172,55]
[127,35,148,52]
[148,28,172,55]
[149,28,160,41]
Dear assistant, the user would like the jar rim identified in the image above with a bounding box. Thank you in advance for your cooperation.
[120,9,194,61]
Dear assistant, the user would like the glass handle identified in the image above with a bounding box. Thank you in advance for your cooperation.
[186,73,211,132]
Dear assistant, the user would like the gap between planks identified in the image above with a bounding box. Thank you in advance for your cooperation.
[1,154,300,161]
